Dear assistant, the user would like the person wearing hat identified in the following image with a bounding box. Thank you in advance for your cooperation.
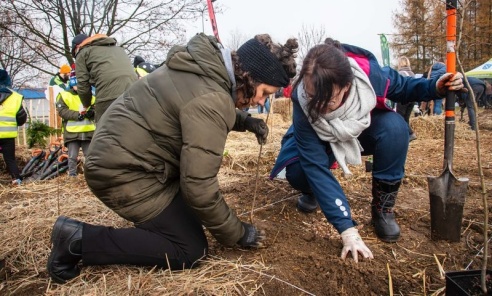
[70,33,137,123]
[55,76,95,177]
[133,55,157,79]
[47,33,298,283]
[0,70,27,185]
[49,64,72,89]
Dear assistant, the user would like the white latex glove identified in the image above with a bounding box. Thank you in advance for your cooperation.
[436,72,464,96]
[340,227,374,263]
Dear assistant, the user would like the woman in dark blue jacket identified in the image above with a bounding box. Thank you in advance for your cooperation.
[270,39,464,262]
[428,61,447,115]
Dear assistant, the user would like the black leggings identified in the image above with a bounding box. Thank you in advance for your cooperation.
[82,192,208,270]
[0,138,20,179]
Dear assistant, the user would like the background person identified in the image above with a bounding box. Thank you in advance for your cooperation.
[133,56,157,79]
[395,56,417,141]
[428,60,446,115]
[47,33,298,284]
[0,70,27,185]
[71,33,137,122]
[270,38,463,262]
[483,80,491,108]
[257,96,271,113]
[457,76,486,131]
[49,64,71,89]
[56,76,95,176]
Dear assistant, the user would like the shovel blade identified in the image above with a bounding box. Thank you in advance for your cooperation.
[428,170,468,242]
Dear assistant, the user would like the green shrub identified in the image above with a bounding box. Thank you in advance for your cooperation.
[26,120,58,148]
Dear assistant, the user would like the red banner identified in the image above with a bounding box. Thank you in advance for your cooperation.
[206,0,221,43]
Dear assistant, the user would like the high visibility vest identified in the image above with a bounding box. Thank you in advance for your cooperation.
[135,67,149,78]
[59,91,96,133]
[0,90,23,139]
[50,75,68,88]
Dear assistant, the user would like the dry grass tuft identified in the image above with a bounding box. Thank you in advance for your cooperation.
[410,114,475,140]
[271,98,292,122]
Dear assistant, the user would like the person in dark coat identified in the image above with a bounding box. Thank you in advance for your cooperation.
[395,56,417,141]
[0,70,27,185]
[457,76,486,130]
[71,33,137,122]
[270,38,464,262]
[428,61,447,115]
[47,33,298,284]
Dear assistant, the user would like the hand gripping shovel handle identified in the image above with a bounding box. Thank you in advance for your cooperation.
[427,0,468,242]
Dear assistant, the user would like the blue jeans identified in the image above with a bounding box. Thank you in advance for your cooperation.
[433,99,443,115]
[286,109,409,189]
[358,110,409,181]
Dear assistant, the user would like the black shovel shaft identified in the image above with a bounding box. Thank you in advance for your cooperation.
[443,91,456,170]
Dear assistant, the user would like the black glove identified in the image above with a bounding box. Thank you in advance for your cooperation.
[85,109,95,120]
[244,116,269,145]
[77,113,85,121]
[237,222,266,248]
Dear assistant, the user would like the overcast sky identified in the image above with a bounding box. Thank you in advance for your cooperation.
[185,0,402,65]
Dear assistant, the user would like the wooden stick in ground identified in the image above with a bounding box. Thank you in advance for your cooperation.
[250,110,271,224]
[387,263,393,296]
[456,5,488,293]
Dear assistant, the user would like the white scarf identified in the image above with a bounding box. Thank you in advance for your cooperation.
[297,57,376,176]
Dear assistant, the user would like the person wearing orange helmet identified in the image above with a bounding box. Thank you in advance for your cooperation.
[49,64,71,89]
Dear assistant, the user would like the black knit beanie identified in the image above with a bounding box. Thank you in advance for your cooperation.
[237,38,289,87]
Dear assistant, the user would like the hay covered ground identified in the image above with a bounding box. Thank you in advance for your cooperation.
[1,99,492,295]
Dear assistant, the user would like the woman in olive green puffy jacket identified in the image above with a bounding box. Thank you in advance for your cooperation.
[47,33,298,284]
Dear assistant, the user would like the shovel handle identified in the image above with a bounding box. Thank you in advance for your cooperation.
[443,0,457,170]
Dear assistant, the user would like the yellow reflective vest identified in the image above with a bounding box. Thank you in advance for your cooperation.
[59,91,96,133]
[0,90,23,139]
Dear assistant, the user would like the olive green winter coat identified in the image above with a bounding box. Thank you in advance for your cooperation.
[84,33,250,247]
[75,35,137,108]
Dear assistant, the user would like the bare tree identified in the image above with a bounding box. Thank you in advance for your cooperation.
[0,22,48,88]
[226,28,247,50]
[0,0,204,84]
[297,24,327,62]
[391,0,492,73]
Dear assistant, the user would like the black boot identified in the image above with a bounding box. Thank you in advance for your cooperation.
[371,179,401,242]
[47,216,83,284]
[297,193,318,213]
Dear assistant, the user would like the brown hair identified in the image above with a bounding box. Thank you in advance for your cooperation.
[293,38,353,122]
[231,34,298,105]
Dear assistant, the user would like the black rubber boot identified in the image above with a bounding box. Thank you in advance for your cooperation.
[47,216,83,284]
[371,179,401,242]
[297,193,318,213]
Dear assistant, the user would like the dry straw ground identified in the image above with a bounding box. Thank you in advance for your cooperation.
[1,99,491,295]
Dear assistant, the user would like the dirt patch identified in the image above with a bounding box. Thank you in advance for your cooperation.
[1,109,492,295]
